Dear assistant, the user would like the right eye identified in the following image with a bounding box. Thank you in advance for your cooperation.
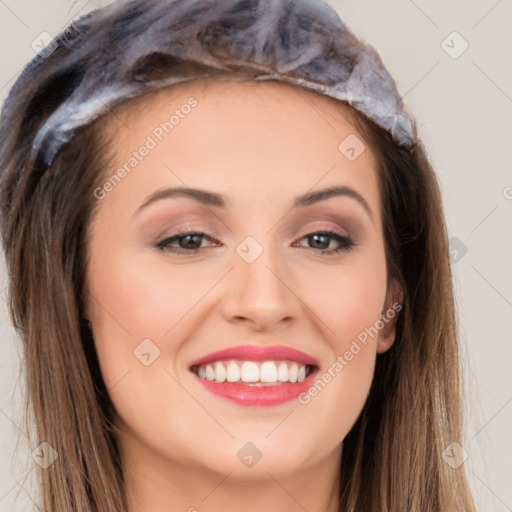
[155,231,220,254]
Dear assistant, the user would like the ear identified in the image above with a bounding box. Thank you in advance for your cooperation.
[376,279,403,354]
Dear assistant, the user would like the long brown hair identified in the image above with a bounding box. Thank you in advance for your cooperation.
[339,106,475,511]
[0,5,475,512]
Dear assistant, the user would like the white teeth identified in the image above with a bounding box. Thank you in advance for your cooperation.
[226,362,240,382]
[214,361,226,383]
[260,361,278,383]
[240,361,259,382]
[289,362,298,383]
[277,361,289,382]
[205,365,215,381]
[194,359,312,384]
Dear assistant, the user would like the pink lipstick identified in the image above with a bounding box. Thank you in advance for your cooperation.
[189,345,319,406]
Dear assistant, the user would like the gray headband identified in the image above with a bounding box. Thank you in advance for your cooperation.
[1,0,415,174]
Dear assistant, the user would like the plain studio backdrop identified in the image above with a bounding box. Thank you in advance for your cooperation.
[0,1,511,511]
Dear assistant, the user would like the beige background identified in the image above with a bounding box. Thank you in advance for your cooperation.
[1,0,511,510]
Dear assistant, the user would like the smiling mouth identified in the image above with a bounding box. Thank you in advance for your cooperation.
[190,359,316,386]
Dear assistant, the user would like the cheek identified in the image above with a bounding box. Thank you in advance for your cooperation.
[90,251,209,341]
[86,250,203,437]
[87,245,230,396]
[313,270,384,338]
[287,253,387,446]
[298,249,387,353]
[86,248,166,385]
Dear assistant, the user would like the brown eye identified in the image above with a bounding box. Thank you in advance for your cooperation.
[156,231,219,254]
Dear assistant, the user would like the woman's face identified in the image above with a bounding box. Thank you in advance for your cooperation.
[85,78,399,483]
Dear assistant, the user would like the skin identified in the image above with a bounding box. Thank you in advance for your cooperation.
[85,77,401,512]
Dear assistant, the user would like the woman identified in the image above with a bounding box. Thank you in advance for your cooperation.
[0,0,476,510]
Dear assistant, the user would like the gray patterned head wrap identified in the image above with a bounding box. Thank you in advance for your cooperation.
[0,0,415,175]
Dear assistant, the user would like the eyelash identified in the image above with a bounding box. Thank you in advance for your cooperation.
[155,229,355,256]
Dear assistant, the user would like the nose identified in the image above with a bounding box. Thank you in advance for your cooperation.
[221,242,299,331]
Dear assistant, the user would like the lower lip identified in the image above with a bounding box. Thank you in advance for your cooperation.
[192,370,317,406]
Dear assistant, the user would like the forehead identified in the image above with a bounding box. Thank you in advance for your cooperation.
[111,76,368,134]
[98,77,381,216]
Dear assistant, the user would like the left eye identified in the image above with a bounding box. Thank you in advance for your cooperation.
[293,230,355,254]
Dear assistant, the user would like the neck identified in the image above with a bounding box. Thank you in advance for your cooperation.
[121,433,342,512]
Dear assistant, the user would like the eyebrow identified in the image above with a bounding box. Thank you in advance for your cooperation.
[293,185,373,220]
[135,187,225,215]
[134,185,374,220]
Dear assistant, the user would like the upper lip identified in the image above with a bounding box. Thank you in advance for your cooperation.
[189,344,319,368]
